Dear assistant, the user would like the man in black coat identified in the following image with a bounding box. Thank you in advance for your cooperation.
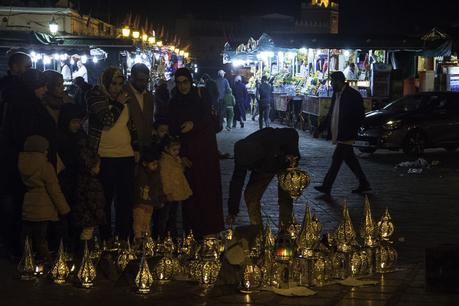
[313,71,370,195]
[227,128,300,228]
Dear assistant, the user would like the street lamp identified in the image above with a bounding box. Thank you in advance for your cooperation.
[132,30,140,39]
[49,17,58,35]
[122,26,131,38]
[148,36,156,45]
[142,34,148,42]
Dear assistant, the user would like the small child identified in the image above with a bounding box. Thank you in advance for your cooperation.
[19,135,71,262]
[133,146,167,241]
[74,146,105,243]
[223,87,235,131]
[152,118,169,145]
[157,136,192,238]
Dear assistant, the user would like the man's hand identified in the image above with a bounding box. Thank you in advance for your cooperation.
[181,121,194,133]
[117,92,130,104]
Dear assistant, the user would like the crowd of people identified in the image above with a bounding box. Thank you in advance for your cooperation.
[0,52,229,266]
[0,51,370,271]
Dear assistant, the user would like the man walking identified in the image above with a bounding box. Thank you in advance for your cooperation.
[216,70,230,130]
[256,76,272,129]
[314,71,370,195]
[227,128,300,228]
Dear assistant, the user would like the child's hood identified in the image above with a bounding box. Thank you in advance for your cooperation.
[18,152,48,177]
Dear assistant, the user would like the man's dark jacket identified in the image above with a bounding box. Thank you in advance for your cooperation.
[318,85,365,141]
[234,127,300,173]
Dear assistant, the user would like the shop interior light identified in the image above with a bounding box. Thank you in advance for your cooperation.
[49,17,58,35]
[81,55,88,64]
[132,31,140,39]
[299,47,307,53]
[92,56,98,63]
[142,34,148,42]
[122,26,131,38]
[53,53,60,60]
[148,36,155,44]
[343,50,350,57]
[184,52,189,58]
[59,53,67,61]
[179,50,185,56]
[43,55,51,65]
[157,41,163,47]
[30,51,36,58]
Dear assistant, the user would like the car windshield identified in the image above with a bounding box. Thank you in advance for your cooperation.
[383,95,425,113]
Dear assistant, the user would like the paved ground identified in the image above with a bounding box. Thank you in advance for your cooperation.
[1,120,459,305]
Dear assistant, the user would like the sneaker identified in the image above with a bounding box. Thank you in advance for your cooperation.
[352,185,372,194]
[314,185,331,195]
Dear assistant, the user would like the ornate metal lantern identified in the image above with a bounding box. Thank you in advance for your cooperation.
[153,256,175,281]
[135,251,154,294]
[240,261,262,293]
[117,239,137,271]
[278,157,311,200]
[17,236,35,280]
[375,244,398,273]
[50,239,70,284]
[77,241,97,288]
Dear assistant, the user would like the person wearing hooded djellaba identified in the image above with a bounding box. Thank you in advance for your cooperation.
[168,68,224,238]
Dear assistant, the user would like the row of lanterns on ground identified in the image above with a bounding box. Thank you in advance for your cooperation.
[121,26,189,59]
[17,195,397,294]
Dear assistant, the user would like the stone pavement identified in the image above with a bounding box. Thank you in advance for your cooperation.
[1,120,459,305]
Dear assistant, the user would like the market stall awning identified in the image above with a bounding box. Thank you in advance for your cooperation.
[57,35,135,50]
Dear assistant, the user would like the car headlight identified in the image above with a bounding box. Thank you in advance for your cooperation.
[383,120,402,131]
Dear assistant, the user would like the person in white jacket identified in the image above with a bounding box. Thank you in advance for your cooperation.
[73,61,88,83]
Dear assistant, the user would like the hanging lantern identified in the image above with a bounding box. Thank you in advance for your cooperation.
[278,156,310,200]
[132,31,140,39]
[49,17,59,35]
[135,251,154,294]
[240,262,262,293]
[77,241,97,288]
[122,26,131,38]
[50,239,70,284]
[17,236,35,280]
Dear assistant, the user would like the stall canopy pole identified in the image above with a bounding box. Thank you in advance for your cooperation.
[327,48,331,96]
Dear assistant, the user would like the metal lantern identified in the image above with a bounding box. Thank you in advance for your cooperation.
[292,257,314,287]
[312,255,326,287]
[135,251,154,294]
[17,236,35,280]
[331,251,348,279]
[275,232,294,262]
[360,196,378,248]
[377,208,395,242]
[296,207,322,258]
[77,241,97,288]
[117,239,137,271]
[90,236,102,264]
[143,232,156,257]
[182,230,196,257]
[278,157,310,200]
[153,256,175,281]
[50,239,70,284]
[335,203,358,253]
[196,259,221,287]
[375,244,398,273]
[240,261,262,293]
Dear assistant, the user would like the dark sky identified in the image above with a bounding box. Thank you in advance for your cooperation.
[76,0,459,36]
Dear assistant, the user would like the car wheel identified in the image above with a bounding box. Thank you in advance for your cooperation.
[358,148,376,154]
[403,131,426,157]
[444,145,458,152]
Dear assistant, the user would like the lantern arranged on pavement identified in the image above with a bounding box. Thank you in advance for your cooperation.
[50,239,70,284]
[135,250,154,294]
[240,261,262,293]
[77,241,97,288]
[18,236,35,280]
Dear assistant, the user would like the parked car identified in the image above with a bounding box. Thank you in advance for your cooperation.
[354,92,459,155]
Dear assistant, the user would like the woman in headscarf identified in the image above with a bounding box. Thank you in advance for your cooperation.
[168,68,224,238]
[86,67,139,241]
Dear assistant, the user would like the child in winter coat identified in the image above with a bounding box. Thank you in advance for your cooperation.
[223,87,235,131]
[157,136,192,238]
[133,146,167,240]
[18,135,71,261]
[74,146,106,243]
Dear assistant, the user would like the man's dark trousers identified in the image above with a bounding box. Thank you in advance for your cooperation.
[322,143,369,190]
